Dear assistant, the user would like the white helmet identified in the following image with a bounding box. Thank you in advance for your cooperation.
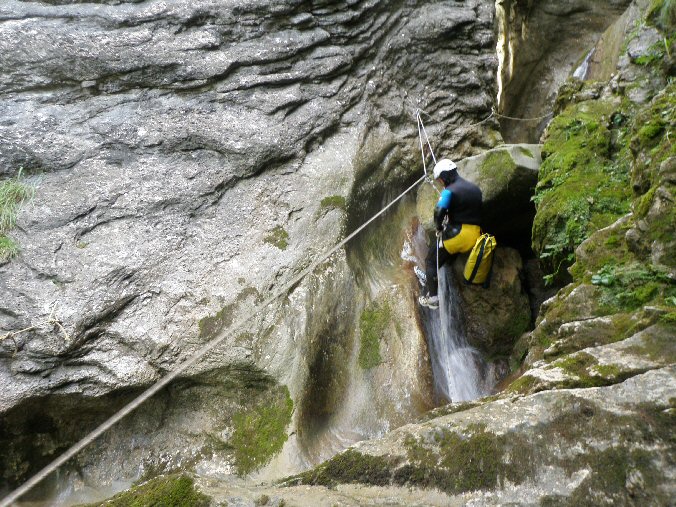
[432,159,457,180]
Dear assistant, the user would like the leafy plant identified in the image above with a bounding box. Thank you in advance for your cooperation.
[591,265,617,287]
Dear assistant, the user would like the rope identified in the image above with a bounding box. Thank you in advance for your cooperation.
[415,110,441,196]
[495,110,553,122]
[0,173,428,507]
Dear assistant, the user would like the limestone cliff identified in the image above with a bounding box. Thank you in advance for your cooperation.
[0,0,502,501]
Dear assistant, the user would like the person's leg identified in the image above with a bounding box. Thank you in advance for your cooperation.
[424,239,453,297]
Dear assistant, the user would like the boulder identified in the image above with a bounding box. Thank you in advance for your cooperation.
[416,143,541,251]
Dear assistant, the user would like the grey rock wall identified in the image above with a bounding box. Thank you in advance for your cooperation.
[0,0,502,496]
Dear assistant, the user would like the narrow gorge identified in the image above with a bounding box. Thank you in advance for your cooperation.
[0,0,673,506]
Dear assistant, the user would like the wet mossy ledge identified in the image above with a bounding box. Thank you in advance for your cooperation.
[76,474,210,507]
[230,386,294,475]
[283,388,674,503]
[283,425,535,495]
[358,299,392,369]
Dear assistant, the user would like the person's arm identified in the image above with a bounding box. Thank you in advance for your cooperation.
[433,189,452,231]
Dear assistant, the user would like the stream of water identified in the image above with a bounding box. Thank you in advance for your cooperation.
[406,228,492,403]
[423,267,490,402]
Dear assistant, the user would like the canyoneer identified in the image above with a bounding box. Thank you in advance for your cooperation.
[418,159,483,309]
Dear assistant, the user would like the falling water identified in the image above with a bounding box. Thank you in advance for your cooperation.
[406,227,491,403]
[573,48,595,80]
[422,267,489,402]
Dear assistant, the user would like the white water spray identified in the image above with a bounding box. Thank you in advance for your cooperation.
[423,267,489,402]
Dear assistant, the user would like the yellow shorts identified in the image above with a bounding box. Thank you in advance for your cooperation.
[442,224,481,254]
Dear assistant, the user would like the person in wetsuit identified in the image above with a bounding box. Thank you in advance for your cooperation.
[418,159,482,309]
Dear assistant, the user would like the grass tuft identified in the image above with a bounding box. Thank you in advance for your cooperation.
[0,170,34,262]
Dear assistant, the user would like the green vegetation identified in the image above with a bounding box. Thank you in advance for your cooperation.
[647,0,676,32]
[0,170,34,262]
[397,424,535,494]
[287,449,398,488]
[532,97,632,286]
[477,149,517,200]
[230,386,293,475]
[358,300,392,369]
[84,474,210,507]
[518,146,534,158]
[506,374,540,394]
[287,424,534,495]
[198,287,261,340]
[264,225,289,250]
[320,195,346,210]
[593,262,675,314]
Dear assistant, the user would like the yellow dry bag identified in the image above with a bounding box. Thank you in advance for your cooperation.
[463,233,497,288]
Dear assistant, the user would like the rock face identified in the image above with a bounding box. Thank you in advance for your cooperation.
[496,0,633,142]
[286,367,675,506]
[243,2,675,505]
[0,0,503,499]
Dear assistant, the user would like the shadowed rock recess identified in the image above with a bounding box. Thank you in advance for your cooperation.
[1,0,674,506]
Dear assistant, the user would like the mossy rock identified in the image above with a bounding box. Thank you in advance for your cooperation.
[287,424,535,495]
[230,386,294,475]
[358,299,392,369]
[264,225,290,250]
[78,474,210,507]
[532,97,632,286]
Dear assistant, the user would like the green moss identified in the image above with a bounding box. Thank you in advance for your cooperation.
[286,449,399,488]
[500,310,530,341]
[591,363,622,377]
[289,425,534,495]
[634,186,657,217]
[198,288,261,340]
[85,474,210,507]
[264,225,289,250]
[546,351,640,388]
[396,425,535,494]
[551,351,597,375]
[625,324,676,363]
[506,374,540,394]
[358,300,392,369]
[477,149,517,199]
[594,263,675,314]
[532,98,632,285]
[320,195,346,210]
[518,146,534,158]
[637,122,664,144]
[230,386,293,475]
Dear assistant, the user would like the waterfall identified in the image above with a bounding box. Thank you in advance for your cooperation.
[421,267,489,402]
[573,48,595,80]
[407,228,491,403]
